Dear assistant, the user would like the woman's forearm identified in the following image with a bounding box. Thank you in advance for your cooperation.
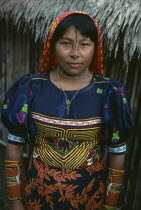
[108,153,125,170]
[6,143,24,160]
[5,143,25,210]
[103,153,126,209]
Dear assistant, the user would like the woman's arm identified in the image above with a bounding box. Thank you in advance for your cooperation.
[6,143,24,160]
[103,153,125,209]
[108,153,125,170]
[6,143,25,210]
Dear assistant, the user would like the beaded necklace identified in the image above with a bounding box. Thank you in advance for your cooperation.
[57,67,88,115]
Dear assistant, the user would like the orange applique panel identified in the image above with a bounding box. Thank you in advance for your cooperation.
[23,157,106,209]
[25,199,42,210]
[86,161,104,175]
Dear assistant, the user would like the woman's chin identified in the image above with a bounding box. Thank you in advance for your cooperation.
[60,67,87,77]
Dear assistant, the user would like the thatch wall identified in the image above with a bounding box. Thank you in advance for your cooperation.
[0,19,43,141]
[0,0,141,64]
[0,21,43,210]
[0,0,141,209]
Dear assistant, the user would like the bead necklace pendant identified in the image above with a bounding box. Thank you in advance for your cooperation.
[67,105,70,115]
[57,68,89,116]
[66,99,71,105]
[66,100,71,115]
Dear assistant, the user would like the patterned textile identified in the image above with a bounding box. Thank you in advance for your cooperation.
[33,115,102,170]
[23,157,106,210]
[1,73,132,209]
[1,73,132,148]
[8,133,25,144]
[1,11,132,209]
[107,144,126,154]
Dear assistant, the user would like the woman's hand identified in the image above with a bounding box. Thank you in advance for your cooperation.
[9,200,25,210]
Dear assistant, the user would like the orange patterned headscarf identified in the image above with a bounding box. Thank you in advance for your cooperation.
[38,11,104,76]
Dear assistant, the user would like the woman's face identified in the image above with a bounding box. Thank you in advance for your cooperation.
[55,26,95,76]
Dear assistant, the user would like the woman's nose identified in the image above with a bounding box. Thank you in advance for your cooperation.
[70,44,79,58]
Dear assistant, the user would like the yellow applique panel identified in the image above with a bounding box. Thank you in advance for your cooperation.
[33,121,102,170]
[34,136,100,170]
[34,121,101,142]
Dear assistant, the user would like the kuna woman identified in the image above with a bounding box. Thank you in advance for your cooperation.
[1,11,132,210]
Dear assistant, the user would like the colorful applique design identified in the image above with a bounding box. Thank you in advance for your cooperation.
[104,104,108,109]
[32,115,102,170]
[97,88,103,94]
[123,98,127,104]
[118,87,125,96]
[3,104,8,109]
[112,131,120,142]
[16,112,26,124]
[21,104,28,113]
[1,72,132,209]
[104,77,110,80]
[23,157,106,210]
[47,139,80,155]
[3,98,10,109]
[112,86,118,90]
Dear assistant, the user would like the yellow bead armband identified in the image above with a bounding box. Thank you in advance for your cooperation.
[5,160,22,200]
[103,167,125,209]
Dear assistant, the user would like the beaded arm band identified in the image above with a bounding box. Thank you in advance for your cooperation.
[5,160,22,200]
[103,168,125,209]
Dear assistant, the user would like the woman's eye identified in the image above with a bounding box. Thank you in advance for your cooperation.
[62,42,70,46]
[81,43,90,46]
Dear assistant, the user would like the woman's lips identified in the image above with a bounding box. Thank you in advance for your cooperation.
[68,63,81,68]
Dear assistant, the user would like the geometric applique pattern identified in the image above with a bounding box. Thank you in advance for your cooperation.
[107,144,126,154]
[32,113,102,170]
[8,133,25,143]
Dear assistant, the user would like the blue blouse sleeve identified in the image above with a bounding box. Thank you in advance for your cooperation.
[1,74,35,143]
[103,78,132,154]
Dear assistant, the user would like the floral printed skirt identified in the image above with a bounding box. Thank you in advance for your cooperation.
[23,157,106,210]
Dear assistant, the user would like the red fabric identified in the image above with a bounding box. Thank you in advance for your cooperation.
[6,168,21,177]
[106,191,120,207]
[38,11,104,77]
[7,184,20,200]
[108,175,124,184]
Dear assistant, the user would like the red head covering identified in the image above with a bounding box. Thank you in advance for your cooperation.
[38,11,104,77]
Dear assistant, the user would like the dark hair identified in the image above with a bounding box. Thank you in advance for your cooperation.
[51,14,98,48]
